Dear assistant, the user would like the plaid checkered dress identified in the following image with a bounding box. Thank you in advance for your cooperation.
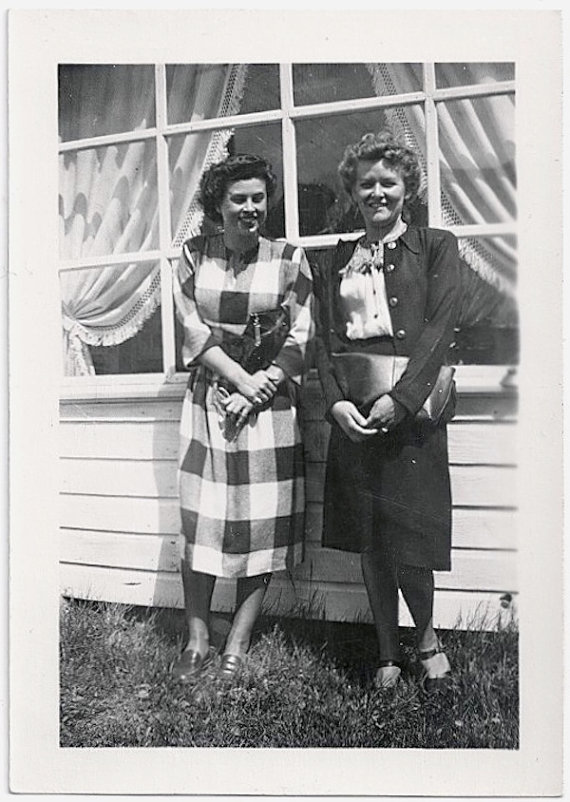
[173,234,314,578]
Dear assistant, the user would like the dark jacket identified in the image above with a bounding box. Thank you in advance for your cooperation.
[312,226,461,419]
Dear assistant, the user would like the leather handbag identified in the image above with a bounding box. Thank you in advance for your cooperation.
[331,352,456,425]
[241,308,290,372]
[221,307,290,375]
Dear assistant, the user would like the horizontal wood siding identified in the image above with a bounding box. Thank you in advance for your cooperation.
[59,372,519,630]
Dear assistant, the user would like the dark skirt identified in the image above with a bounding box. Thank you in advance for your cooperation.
[323,418,452,571]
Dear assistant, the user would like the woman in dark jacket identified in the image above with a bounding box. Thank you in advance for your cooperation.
[313,131,460,690]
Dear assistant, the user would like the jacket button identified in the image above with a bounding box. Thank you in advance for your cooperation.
[385,263,395,273]
[389,296,398,307]
[395,329,406,339]
[387,241,397,250]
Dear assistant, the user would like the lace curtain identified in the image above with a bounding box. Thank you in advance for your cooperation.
[366,63,516,300]
[59,64,247,376]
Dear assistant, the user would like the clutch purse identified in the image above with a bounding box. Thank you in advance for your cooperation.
[331,352,456,425]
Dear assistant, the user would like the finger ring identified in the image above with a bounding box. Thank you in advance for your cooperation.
[254,397,262,406]
[381,426,389,434]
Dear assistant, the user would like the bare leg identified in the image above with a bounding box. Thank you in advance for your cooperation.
[361,547,401,663]
[223,573,271,658]
[180,558,215,658]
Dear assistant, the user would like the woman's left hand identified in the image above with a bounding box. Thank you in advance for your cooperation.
[221,392,255,421]
[364,394,406,433]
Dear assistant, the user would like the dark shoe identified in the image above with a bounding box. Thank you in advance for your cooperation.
[374,659,402,689]
[172,649,210,682]
[419,643,451,692]
[220,653,244,679]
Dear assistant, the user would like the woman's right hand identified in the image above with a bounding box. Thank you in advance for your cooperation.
[200,346,276,405]
[235,369,277,405]
[330,400,379,442]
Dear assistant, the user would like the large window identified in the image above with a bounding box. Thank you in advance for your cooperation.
[58,62,517,381]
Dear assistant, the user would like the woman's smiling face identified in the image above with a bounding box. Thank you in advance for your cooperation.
[218,177,268,239]
[352,159,408,238]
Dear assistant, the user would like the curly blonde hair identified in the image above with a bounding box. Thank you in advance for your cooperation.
[338,130,422,200]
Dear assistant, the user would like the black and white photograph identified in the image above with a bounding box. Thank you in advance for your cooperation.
[8,8,563,797]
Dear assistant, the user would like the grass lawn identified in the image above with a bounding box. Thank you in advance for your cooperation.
[60,598,518,749]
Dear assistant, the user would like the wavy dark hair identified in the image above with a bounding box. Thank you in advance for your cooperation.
[338,130,422,201]
[198,153,278,224]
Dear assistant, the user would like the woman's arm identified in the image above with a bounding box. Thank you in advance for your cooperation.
[312,251,377,440]
[312,250,347,417]
[389,229,461,417]
[268,246,315,385]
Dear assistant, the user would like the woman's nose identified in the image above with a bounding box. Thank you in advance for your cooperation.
[243,197,255,211]
[370,183,383,197]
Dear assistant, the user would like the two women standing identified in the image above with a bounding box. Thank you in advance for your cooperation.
[173,131,460,691]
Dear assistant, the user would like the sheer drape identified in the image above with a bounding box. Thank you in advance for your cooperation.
[59,64,247,375]
[366,63,516,298]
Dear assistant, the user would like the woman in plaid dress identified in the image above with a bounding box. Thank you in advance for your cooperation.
[172,154,314,681]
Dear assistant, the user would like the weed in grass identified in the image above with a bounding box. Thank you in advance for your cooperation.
[60,598,518,748]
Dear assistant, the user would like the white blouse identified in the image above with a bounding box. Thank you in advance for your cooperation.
[339,218,408,340]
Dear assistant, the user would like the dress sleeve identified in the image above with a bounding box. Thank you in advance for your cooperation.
[172,239,220,369]
[271,246,315,385]
[312,248,346,417]
[390,230,461,416]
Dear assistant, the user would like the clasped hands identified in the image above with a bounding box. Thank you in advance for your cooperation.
[221,369,279,423]
[331,394,406,443]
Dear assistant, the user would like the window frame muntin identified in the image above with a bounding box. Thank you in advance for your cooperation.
[58,62,517,393]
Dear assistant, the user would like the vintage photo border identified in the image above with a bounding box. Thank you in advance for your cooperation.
[7,7,564,796]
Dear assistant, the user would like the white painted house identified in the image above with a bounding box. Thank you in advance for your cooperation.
[59,63,518,630]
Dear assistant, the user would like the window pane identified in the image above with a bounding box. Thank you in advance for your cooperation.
[60,262,163,376]
[294,63,374,105]
[58,65,155,142]
[88,305,163,375]
[173,259,188,373]
[174,271,185,373]
[238,64,281,114]
[168,123,284,244]
[296,106,426,236]
[293,63,422,106]
[458,235,517,293]
[438,95,516,225]
[452,236,518,365]
[435,62,515,88]
[59,140,159,259]
[231,123,284,238]
[166,64,280,125]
